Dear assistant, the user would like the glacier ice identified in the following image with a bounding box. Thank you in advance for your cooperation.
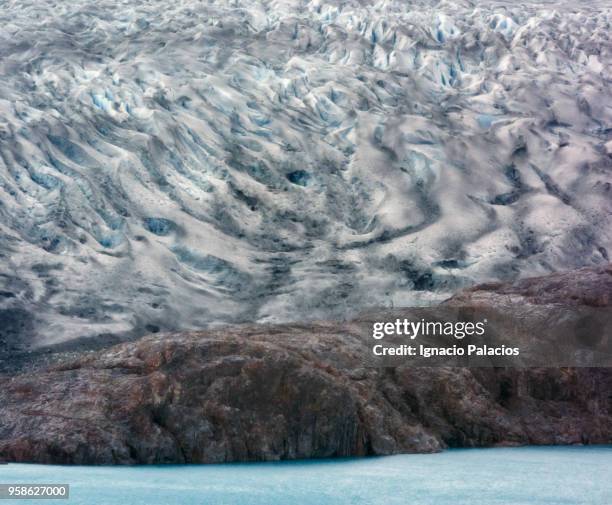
[0,0,611,346]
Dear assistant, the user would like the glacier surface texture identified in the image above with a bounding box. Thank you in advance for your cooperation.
[0,0,611,345]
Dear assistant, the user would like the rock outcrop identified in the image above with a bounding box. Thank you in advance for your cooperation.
[446,263,612,308]
[0,264,610,464]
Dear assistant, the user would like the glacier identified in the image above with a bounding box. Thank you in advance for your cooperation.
[0,0,611,347]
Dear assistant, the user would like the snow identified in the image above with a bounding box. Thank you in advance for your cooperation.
[0,0,610,344]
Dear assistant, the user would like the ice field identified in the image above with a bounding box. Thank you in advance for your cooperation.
[0,0,610,345]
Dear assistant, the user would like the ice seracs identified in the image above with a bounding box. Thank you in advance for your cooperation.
[0,0,610,345]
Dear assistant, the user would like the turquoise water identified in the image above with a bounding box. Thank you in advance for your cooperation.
[1,447,611,505]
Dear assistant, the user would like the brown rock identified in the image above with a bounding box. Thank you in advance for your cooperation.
[446,263,612,307]
[0,264,610,464]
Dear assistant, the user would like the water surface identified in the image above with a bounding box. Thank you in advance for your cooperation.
[1,447,611,504]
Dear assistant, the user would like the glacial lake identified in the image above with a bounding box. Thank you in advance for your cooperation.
[1,446,610,505]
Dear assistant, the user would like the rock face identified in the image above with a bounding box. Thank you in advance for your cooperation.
[0,264,611,464]
[446,263,612,308]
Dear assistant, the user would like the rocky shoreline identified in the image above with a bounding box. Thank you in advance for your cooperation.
[0,264,611,464]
